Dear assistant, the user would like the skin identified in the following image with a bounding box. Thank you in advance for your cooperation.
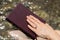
[26,15,60,40]
[8,30,60,40]
[8,15,60,40]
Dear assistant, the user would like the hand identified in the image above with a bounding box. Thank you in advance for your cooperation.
[26,15,60,40]
[8,30,31,40]
[26,15,52,37]
[8,15,60,40]
[8,30,60,40]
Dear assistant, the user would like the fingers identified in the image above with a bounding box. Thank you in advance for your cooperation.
[26,15,46,28]
[28,25,36,32]
[27,16,38,24]
[29,15,44,24]
[27,18,37,28]
[8,30,30,40]
[29,15,40,23]
[27,16,38,28]
[27,15,45,26]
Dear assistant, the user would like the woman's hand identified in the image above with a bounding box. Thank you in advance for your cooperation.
[8,30,60,40]
[7,15,60,40]
[26,15,52,37]
[26,15,60,40]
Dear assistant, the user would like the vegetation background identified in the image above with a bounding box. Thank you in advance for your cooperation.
[0,0,60,40]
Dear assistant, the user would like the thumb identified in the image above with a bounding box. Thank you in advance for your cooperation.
[8,30,30,40]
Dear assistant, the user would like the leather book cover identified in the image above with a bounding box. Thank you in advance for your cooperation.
[6,3,46,39]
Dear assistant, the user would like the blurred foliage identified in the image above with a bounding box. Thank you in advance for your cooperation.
[0,0,60,40]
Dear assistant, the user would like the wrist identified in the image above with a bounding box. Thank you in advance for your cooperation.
[48,31,60,40]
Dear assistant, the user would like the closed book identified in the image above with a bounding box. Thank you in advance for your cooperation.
[6,3,46,39]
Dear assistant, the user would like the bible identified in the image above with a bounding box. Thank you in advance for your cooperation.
[6,3,46,39]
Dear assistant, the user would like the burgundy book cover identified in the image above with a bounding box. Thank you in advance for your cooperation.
[6,3,46,39]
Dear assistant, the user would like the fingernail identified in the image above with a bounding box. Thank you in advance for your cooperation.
[30,15,32,16]
[26,16,28,18]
